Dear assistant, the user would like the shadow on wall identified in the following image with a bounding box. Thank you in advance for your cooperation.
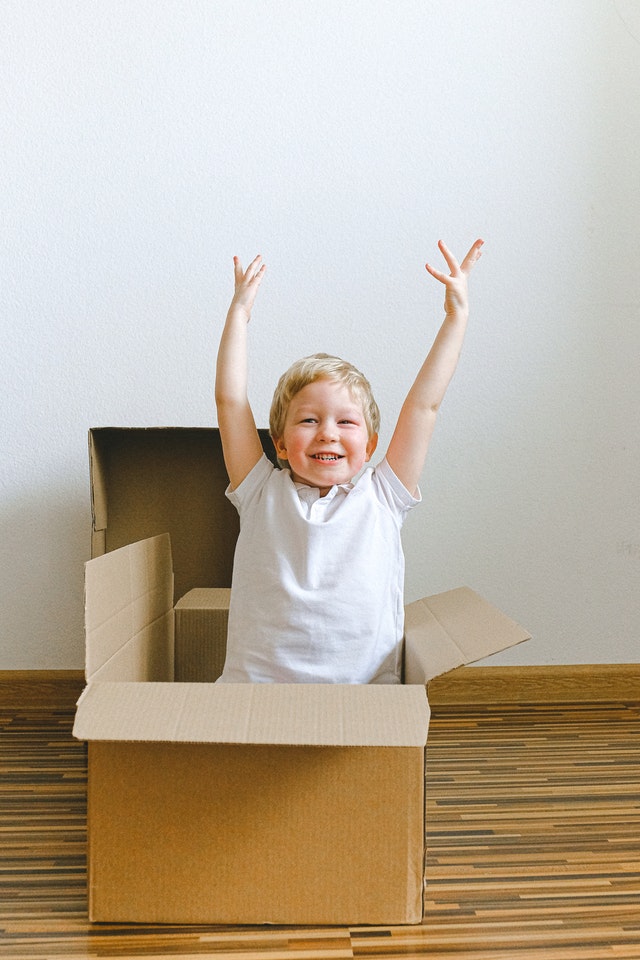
[0,487,90,669]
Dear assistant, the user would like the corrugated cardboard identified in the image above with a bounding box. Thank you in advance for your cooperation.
[84,534,174,683]
[174,587,229,681]
[88,427,276,599]
[76,427,531,926]
[404,587,531,685]
[75,678,430,747]
[86,740,425,926]
[75,534,432,924]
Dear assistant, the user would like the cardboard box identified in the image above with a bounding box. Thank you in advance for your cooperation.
[75,427,530,926]
[88,427,276,601]
[174,587,229,681]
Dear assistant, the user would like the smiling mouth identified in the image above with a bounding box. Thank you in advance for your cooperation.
[311,454,343,462]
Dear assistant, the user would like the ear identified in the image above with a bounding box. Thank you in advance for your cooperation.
[272,435,289,461]
[365,433,378,461]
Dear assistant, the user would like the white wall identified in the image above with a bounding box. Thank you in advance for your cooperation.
[2,1,639,668]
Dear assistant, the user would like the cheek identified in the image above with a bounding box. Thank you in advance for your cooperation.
[280,431,305,458]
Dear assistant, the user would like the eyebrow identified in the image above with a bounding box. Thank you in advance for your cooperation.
[292,403,364,418]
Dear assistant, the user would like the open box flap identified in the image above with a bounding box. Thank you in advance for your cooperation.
[84,534,174,682]
[73,681,430,747]
[403,586,531,684]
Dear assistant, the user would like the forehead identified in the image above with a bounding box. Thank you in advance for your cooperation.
[288,378,363,411]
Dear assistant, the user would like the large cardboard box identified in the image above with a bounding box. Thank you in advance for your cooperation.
[75,428,530,926]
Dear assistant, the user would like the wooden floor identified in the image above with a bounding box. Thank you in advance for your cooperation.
[1,701,639,959]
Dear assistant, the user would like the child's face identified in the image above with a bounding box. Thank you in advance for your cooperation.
[273,378,378,495]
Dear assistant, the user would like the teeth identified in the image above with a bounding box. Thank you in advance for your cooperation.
[314,454,339,461]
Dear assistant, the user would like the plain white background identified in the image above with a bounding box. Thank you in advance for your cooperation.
[2,1,639,668]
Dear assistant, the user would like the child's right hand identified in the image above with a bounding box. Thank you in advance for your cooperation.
[229,254,266,321]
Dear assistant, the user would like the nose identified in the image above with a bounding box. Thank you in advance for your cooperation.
[317,419,339,442]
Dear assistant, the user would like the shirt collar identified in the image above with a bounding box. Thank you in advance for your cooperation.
[294,480,353,504]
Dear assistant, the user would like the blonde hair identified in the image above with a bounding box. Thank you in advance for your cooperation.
[269,353,380,443]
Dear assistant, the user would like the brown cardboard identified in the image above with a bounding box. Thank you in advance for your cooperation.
[86,740,425,925]
[76,427,531,926]
[75,534,432,924]
[404,586,531,684]
[84,533,174,683]
[174,587,229,681]
[75,679,430,747]
[88,427,276,599]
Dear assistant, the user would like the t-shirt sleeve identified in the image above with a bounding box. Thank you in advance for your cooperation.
[373,458,422,519]
[225,454,275,514]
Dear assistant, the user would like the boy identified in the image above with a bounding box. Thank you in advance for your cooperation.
[215,239,483,683]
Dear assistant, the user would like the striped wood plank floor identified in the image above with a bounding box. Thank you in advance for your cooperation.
[0,701,638,959]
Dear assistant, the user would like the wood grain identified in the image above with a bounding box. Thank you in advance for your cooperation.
[2,664,639,711]
[1,700,639,958]
[0,672,85,709]
[427,663,640,704]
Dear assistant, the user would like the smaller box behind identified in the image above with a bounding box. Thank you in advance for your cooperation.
[174,588,230,682]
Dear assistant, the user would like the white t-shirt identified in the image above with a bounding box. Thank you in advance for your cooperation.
[217,454,420,684]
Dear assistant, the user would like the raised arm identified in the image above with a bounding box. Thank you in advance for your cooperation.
[386,239,483,496]
[215,254,266,489]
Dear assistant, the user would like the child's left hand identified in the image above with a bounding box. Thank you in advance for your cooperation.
[425,239,483,318]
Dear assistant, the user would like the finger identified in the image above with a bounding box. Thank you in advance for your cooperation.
[250,262,266,285]
[233,256,245,285]
[435,240,462,277]
[424,261,450,284]
[460,238,484,274]
[425,240,456,282]
[246,254,264,281]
